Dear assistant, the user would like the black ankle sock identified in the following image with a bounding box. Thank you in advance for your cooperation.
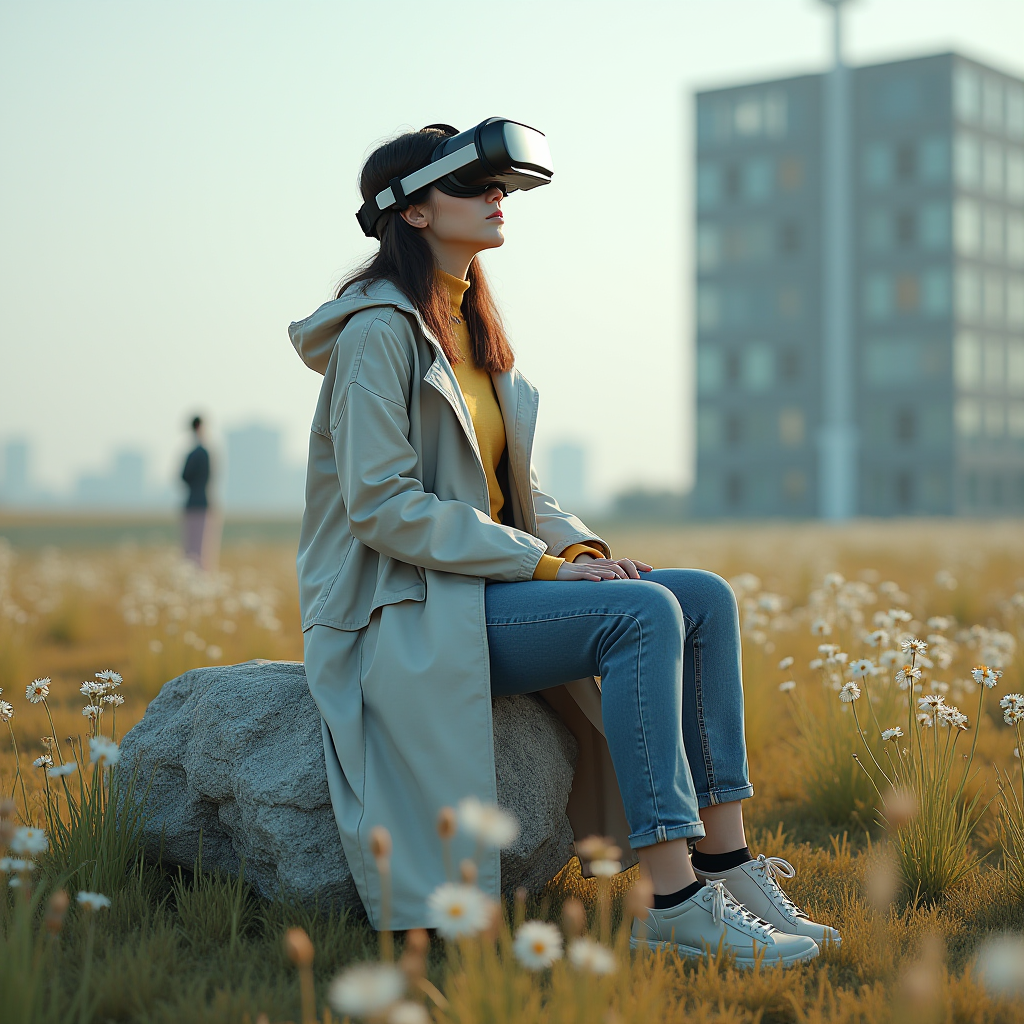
[690,845,751,874]
[652,880,703,910]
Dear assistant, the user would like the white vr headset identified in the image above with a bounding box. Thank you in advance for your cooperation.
[356,117,553,238]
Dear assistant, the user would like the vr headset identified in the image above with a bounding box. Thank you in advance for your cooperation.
[356,117,553,238]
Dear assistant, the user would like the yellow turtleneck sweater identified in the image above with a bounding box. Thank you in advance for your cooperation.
[440,271,603,581]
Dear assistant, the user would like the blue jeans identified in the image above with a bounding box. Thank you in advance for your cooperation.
[485,569,753,849]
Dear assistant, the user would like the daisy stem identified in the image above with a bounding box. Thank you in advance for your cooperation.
[5,720,30,818]
[852,704,893,788]
[959,683,986,793]
[42,701,66,767]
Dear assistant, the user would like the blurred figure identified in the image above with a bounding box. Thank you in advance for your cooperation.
[181,415,217,568]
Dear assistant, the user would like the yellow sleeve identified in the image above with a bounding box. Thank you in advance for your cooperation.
[532,554,565,581]
[560,543,608,563]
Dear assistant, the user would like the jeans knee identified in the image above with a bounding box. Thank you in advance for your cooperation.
[693,571,739,620]
[633,581,686,643]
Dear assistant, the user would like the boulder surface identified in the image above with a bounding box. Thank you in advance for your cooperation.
[119,660,579,911]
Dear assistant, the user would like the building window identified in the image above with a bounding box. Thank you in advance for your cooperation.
[956,398,982,437]
[896,274,919,312]
[1009,85,1024,140]
[779,348,801,382]
[954,65,981,124]
[725,414,743,446]
[954,199,981,256]
[985,402,1005,438]
[1007,148,1024,203]
[1007,278,1024,328]
[895,409,916,442]
[779,409,805,447]
[983,77,1004,133]
[697,408,722,450]
[725,350,741,385]
[782,469,806,501]
[696,223,721,271]
[1009,342,1024,395]
[779,220,801,254]
[956,268,982,322]
[725,474,743,507]
[895,210,916,245]
[697,164,721,210]
[1008,214,1024,266]
[895,471,914,511]
[778,156,803,191]
[697,349,724,395]
[954,134,981,189]
[983,140,1004,196]
[920,136,948,182]
[955,332,982,389]
[697,285,721,330]
[863,142,892,188]
[743,345,773,391]
[1008,402,1024,439]
[984,338,1005,390]
[922,269,950,316]
[895,143,916,180]
[984,206,1005,260]
[984,272,1004,325]
[920,203,949,249]
[744,157,774,202]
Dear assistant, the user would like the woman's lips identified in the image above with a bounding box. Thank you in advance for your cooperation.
[486,210,503,220]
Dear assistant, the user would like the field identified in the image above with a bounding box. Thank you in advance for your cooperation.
[3,516,1024,1022]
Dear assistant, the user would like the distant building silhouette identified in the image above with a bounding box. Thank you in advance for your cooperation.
[74,449,149,508]
[694,51,1024,517]
[1,439,31,505]
[545,441,589,513]
[224,423,305,513]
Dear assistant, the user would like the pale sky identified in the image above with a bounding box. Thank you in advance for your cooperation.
[2,0,1023,505]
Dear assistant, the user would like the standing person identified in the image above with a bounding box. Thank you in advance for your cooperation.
[290,122,840,960]
[181,415,213,568]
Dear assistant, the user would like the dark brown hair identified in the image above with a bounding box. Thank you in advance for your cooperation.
[338,128,514,374]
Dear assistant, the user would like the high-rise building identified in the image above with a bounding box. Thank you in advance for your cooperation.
[75,449,148,507]
[693,52,1024,517]
[1,439,31,504]
[224,423,305,513]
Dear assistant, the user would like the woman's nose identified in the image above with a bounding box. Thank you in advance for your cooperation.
[484,185,504,203]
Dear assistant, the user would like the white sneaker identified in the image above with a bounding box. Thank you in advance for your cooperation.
[630,880,819,968]
[694,855,841,948]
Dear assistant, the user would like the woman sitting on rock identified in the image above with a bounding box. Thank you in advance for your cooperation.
[289,122,840,964]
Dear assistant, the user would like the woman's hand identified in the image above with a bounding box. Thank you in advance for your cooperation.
[554,554,654,582]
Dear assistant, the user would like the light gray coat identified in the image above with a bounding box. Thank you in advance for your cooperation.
[290,280,633,929]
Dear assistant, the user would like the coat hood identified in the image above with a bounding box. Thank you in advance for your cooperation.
[288,279,418,376]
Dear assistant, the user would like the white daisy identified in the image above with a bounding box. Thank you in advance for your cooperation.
[849,659,874,679]
[999,694,1024,711]
[839,682,861,703]
[80,681,105,697]
[11,827,48,856]
[918,694,945,711]
[328,963,405,1019]
[881,727,904,741]
[1005,707,1024,725]
[426,882,493,939]
[568,937,617,975]
[457,796,519,849]
[47,762,78,778]
[33,754,53,768]
[513,920,564,970]
[900,637,928,655]
[82,705,102,721]
[387,1003,430,1024]
[777,656,794,671]
[972,666,1002,688]
[811,619,832,637]
[89,736,120,768]
[0,857,35,873]
[889,609,913,623]
[818,644,839,656]
[779,680,797,693]
[76,891,111,912]
[102,693,125,706]
[917,713,934,728]
[25,679,50,703]
[95,670,122,687]
[0,700,13,722]
[864,629,889,648]
[809,658,824,671]
[895,665,922,690]
[589,859,622,878]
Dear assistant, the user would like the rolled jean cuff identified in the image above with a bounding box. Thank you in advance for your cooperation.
[628,821,707,850]
[698,784,755,809]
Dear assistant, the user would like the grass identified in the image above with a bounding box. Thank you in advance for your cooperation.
[3,517,1024,1021]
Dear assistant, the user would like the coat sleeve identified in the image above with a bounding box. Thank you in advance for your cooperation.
[331,320,547,581]
[530,462,612,559]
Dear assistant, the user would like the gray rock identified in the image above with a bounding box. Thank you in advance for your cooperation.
[118,659,579,912]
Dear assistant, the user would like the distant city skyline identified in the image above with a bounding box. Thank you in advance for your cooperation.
[2,1,1023,509]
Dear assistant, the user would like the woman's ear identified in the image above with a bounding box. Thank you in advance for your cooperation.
[400,203,431,230]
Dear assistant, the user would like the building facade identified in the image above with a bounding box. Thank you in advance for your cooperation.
[694,53,1024,517]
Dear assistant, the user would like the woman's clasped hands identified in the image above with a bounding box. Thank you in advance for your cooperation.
[554,553,653,582]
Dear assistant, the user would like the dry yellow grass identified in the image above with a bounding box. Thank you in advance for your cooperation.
[3,517,1024,1022]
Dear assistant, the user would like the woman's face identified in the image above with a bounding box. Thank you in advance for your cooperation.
[401,185,505,254]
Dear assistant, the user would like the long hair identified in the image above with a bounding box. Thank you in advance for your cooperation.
[338,128,514,374]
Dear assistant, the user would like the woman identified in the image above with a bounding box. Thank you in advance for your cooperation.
[290,125,839,962]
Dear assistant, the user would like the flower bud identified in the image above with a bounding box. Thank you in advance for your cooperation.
[369,826,392,863]
[459,858,478,884]
[45,889,70,935]
[561,897,586,937]
[437,807,457,840]
[0,798,16,819]
[284,927,315,968]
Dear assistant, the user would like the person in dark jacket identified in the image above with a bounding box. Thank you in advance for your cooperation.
[182,415,213,566]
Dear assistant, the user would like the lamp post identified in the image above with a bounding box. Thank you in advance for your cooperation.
[817,0,856,520]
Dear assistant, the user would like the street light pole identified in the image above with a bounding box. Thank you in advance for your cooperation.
[817,0,856,520]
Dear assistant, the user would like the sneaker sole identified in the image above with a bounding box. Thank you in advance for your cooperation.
[629,935,820,968]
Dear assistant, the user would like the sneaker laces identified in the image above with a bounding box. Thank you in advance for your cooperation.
[749,855,805,922]
[703,879,775,941]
